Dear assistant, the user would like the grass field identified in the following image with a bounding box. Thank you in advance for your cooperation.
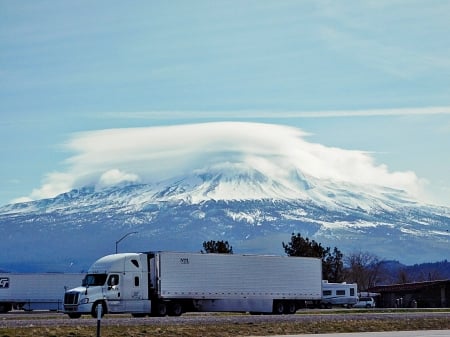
[0,311,450,337]
[1,315,450,337]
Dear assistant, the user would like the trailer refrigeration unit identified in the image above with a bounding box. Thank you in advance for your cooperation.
[0,273,84,313]
[63,252,322,318]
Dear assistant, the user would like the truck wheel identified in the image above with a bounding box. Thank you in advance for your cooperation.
[169,302,183,316]
[91,301,106,318]
[155,302,167,317]
[68,313,82,319]
[272,301,284,315]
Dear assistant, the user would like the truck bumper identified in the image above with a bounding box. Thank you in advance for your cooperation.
[64,303,92,314]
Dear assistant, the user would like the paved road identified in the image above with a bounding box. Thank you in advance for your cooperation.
[1,310,449,328]
[267,331,450,337]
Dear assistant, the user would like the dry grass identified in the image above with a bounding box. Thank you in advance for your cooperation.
[1,317,449,337]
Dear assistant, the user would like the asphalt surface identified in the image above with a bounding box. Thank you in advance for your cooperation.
[1,310,449,329]
[267,331,450,337]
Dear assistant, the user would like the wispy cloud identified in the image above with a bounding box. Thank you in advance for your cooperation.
[20,122,425,203]
[318,26,450,79]
[95,106,450,120]
[314,1,450,79]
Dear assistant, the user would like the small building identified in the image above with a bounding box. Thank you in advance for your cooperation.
[369,279,450,308]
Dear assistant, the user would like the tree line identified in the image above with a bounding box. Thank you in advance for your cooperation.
[201,233,434,291]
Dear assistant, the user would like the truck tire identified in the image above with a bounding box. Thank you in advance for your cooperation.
[285,302,297,314]
[0,303,12,313]
[68,313,82,319]
[155,302,167,317]
[91,301,106,318]
[169,302,183,316]
[272,301,284,315]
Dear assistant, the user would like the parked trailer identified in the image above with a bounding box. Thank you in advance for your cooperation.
[321,280,358,308]
[0,273,84,313]
[64,252,322,318]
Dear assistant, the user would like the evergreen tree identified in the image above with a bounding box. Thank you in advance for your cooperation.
[282,233,344,282]
[202,240,233,254]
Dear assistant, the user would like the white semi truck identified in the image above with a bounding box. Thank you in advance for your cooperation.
[0,273,84,313]
[63,252,322,318]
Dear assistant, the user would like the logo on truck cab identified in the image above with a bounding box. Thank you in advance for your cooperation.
[180,258,189,264]
[0,277,9,288]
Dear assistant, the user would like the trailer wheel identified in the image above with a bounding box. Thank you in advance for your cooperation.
[272,301,285,315]
[321,302,332,309]
[169,302,183,316]
[91,301,106,318]
[285,302,297,314]
[0,303,12,313]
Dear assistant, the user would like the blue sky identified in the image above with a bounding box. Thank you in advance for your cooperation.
[1,1,450,206]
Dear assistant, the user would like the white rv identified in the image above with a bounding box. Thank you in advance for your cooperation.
[0,273,84,313]
[321,280,358,308]
[64,252,322,318]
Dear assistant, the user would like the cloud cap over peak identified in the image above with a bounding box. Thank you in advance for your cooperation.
[24,122,425,203]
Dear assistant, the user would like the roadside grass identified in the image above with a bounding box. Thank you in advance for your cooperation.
[1,316,449,337]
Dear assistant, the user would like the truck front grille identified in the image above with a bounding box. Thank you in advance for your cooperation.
[64,292,79,305]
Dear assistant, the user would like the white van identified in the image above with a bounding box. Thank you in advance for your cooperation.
[354,296,375,308]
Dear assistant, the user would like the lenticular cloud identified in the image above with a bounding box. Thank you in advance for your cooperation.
[27,122,423,201]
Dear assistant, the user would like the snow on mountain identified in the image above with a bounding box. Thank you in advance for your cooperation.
[1,122,448,272]
[1,162,449,273]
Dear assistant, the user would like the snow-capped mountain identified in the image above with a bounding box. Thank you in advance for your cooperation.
[1,164,449,272]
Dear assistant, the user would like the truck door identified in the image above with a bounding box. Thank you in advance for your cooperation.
[106,274,121,301]
[122,272,145,312]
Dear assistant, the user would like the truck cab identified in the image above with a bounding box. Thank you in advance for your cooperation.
[64,253,151,318]
[64,251,322,318]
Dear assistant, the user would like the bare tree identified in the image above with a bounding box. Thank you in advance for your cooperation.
[344,251,383,291]
[397,269,411,284]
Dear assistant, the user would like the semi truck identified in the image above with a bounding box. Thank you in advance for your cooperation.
[63,252,322,318]
[320,280,358,308]
[0,273,84,313]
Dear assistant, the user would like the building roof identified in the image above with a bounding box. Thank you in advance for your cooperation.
[369,279,450,293]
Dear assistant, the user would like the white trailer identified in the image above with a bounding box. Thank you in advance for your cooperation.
[321,280,358,308]
[64,252,322,318]
[0,273,84,313]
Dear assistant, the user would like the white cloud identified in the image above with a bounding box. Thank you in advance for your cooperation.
[97,106,450,120]
[23,122,425,201]
[27,172,74,201]
[98,169,139,188]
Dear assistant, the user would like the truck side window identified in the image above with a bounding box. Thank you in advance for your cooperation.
[131,259,139,268]
[350,288,355,296]
[134,277,139,287]
[108,274,119,286]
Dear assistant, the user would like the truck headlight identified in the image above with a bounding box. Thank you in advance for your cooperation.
[80,298,89,304]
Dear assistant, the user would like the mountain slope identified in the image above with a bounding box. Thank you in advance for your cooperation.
[0,166,449,272]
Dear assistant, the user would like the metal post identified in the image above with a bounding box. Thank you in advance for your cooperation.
[96,304,102,337]
[115,231,138,254]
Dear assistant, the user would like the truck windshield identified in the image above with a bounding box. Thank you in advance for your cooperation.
[82,274,107,286]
